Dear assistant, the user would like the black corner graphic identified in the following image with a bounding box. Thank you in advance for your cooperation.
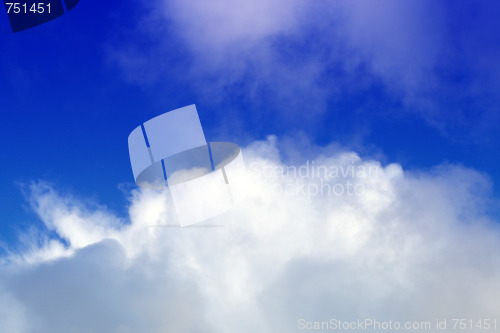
[4,0,79,33]
[63,0,78,11]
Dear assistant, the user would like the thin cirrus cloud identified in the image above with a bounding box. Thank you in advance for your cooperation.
[1,136,499,332]
[109,0,500,141]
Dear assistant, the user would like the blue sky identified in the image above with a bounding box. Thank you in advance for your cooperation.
[1,0,499,246]
[1,1,500,331]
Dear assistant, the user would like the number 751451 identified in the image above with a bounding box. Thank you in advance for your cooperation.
[5,2,51,14]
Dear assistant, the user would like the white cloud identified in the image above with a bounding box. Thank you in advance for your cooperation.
[1,136,499,332]
[163,0,304,55]
[108,0,500,141]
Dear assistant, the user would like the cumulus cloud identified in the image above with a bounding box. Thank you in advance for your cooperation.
[1,136,499,332]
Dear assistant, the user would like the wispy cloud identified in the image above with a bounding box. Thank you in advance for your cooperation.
[108,0,500,142]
